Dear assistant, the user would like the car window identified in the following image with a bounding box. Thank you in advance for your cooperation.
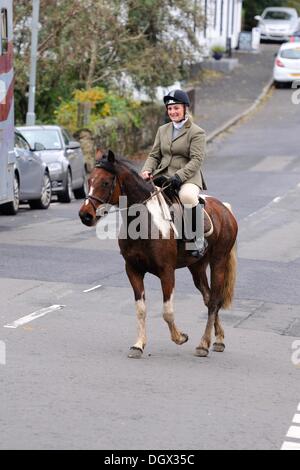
[19,129,62,150]
[15,134,30,150]
[264,11,292,21]
[281,48,300,59]
[62,130,70,146]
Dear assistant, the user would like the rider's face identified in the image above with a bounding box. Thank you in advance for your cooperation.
[167,104,185,122]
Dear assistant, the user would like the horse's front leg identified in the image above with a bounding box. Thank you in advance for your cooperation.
[126,263,146,359]
[160,269,188,346]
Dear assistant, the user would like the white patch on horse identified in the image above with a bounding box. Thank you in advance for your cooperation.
[163,291,174,323]
[134,294,146,350]
[146,196,171,239]
[136,297,146,318]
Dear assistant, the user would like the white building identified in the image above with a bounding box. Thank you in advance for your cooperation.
[196,0,243,53]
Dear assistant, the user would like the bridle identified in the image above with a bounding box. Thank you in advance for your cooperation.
[84,160,122,214]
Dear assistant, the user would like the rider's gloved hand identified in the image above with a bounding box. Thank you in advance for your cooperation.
[168,174,182,191]
[153,175,168,188]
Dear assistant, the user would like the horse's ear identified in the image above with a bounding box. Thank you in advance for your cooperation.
[107,149,115,163]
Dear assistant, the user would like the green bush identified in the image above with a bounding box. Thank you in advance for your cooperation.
[55,87,164,156]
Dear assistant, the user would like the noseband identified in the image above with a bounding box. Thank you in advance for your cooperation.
[85,160,121,213]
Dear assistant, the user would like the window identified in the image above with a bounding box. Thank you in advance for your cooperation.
[220,0,224,35]
[1,9,8,55]
[62,129,74,145]
[204,0,208,38]
[231,0,235,35]
[281,48,300,59]
[20,129,62,150]
[15,134,30,151]
[214,0,218,30]
[264,11,291,21]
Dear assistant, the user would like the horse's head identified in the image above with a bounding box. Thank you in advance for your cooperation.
[79,150,121,227]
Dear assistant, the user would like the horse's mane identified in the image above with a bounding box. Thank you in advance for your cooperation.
[115,157,154,195]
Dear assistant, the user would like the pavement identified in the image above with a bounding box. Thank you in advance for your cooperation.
[193,43,279,137]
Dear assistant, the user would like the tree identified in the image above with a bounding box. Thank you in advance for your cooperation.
[14,1,204,124]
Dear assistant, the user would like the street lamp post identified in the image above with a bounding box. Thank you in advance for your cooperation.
[26,0,40,126]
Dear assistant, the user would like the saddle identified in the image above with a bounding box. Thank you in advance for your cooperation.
[152,178,213,238]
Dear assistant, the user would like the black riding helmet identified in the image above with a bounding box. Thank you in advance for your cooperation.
[163,89,190,107]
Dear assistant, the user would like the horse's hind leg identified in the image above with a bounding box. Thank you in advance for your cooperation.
[126,263,146,359]
[188,261,210,307]
[195,257,226,357]
[213,314,225,352]
[160,269,188,346]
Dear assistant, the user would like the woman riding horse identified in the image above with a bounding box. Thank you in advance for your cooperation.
[141,89,207,258]
[79,147,238,359]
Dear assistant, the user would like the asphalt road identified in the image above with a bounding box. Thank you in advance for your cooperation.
[0,85,300,450]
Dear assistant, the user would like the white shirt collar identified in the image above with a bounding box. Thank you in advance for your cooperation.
[172,117,188,130]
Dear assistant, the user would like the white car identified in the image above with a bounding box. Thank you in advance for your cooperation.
[255,7,299,41]
[273,42,300,87]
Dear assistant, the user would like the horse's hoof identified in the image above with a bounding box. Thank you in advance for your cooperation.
[179,333,189,345]
[213,342,225,352]
[194,347,209,357]
[128,347,143,359]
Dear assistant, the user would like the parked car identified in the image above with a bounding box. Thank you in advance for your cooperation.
[17,125,87,203]
[255,7,299,42]
[0,131,52,215]
[290,29,300,42]
[273,42,300,87]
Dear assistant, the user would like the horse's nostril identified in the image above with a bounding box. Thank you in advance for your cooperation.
[79,211,94,225]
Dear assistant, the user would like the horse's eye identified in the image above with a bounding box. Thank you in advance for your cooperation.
[101,181,110,188]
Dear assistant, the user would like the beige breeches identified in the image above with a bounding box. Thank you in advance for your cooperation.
[178,183,200,208]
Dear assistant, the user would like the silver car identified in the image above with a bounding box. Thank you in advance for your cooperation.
[255,7,300,41]
[17,125,87,203]
[0,131,52,215]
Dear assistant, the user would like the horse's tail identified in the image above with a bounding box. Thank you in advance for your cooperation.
[222,203,237,310]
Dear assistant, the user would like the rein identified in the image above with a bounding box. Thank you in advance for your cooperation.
[86,161,172,215]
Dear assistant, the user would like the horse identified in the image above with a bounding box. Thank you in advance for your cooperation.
[79,150,238,359]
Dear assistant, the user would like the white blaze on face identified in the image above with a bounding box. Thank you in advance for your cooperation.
[146,197,171,239]
[88,185,95,197]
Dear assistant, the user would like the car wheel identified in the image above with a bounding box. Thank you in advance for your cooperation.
[29,173,52,210]
[57,169,73,203]
[0,173,20,215]
[73,172,88,199]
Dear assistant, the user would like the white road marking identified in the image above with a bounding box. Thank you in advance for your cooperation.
[293,414,300,424]
[243,181,300,222]
[3,305,65,329]
[286,426,300,439]
[273,196,281,203]
[281,403,300,450]
[281,441,300,450]
[83,284,102,293]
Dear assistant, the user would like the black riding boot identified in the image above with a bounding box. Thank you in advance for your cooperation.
[185,203,208,258]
